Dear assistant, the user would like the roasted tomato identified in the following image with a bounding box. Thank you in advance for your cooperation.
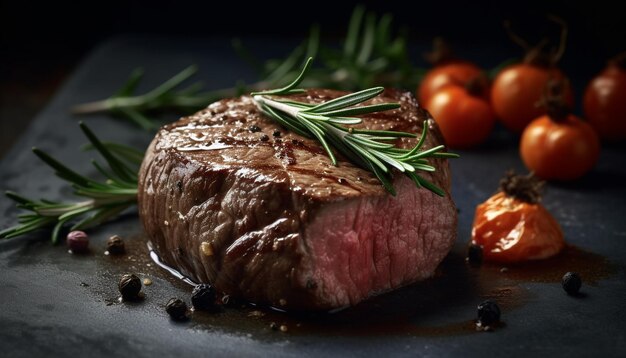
[419,61,484,105]
[471,172,564,263]
[491,18,574,133]
[425,76,495,148]
[491,64,573,133]
[520,81,600,181]
[583,53,626,141]
[417,37,484,105]
[520,115,600,180]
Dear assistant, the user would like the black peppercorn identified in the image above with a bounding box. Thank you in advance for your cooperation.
[562,272,582,295]
[67,230,89,253]
[477,300,501,326]
[106,235,126,255]
[467,244,483,266]
[119,274,142,301]
[273,130,281,137]
[166,298,188,321]
[191,283,217,311]
[260,134,270,142]
[248,125,261,133]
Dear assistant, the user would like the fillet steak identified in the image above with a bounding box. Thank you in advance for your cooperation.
[138,89,457,311]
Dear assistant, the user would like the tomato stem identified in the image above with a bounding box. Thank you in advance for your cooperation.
[499,171,544,204]
[547,15,568,64]
[465,74,489,98]
[538,79,571,122]
[609,52,626,69]
[424,37,456,65]
[504,16,568,67]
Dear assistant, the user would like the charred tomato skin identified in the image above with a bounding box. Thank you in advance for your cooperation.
[472,192,564,263]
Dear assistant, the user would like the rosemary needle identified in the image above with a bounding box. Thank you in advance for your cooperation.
[71,6,425,131]
[253,58,458,196]
[0,122,140,243]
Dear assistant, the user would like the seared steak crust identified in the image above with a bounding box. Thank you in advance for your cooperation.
[138,89,456,310]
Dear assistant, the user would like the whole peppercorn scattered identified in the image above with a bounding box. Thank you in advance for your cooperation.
[191,283,217,311]
[466,244,483,266]
[67,230,89,253]
[166,298,188,321]
[118,274,142,301]
[273,130,281,137]
[106,235,126,255]
[248,125,262,133]
[477,300,501,327]
[260,134,270,142]
[562,272,582,295]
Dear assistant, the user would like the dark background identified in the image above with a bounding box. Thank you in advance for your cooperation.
[1,0,624,158]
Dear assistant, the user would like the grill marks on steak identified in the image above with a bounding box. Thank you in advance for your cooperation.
[138,89,457,310]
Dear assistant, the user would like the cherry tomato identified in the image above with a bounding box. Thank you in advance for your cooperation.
[491,64,574,133]
[583,57,626,141]
[520,114,600,180]
[418,61,483,105]
[472,191,564,263]
[425,83,495,149]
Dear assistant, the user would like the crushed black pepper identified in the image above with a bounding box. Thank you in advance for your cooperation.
[562,272,582,295]
[66,230,89,253]
[467,244,483,266]
[191,283,218,311]
[476,300,501,331]
[119,274,142,301]
[166,298,188,321]
[106,235,126,255]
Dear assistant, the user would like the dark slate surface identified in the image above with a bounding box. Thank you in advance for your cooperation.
[1,36,625,357]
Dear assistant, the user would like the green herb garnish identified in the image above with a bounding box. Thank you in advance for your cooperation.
[71,6,423,130]
[71,66,217,131]
[252,58,458,196]
[0,122,139,243]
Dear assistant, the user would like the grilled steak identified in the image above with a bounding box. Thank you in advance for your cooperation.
[138,89,457,311]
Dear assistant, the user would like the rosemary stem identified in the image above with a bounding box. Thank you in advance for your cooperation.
[72,97,146,114]
[253,96,301,118]
[73,82,271,116]
[250,57,457,196]
[36,199,94,217]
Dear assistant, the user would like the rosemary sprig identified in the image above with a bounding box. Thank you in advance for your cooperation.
[71,6,423,131]
[253,58,458,196]
[71,66,223,130]
[241,6,423,92]
[0,122,140,243]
